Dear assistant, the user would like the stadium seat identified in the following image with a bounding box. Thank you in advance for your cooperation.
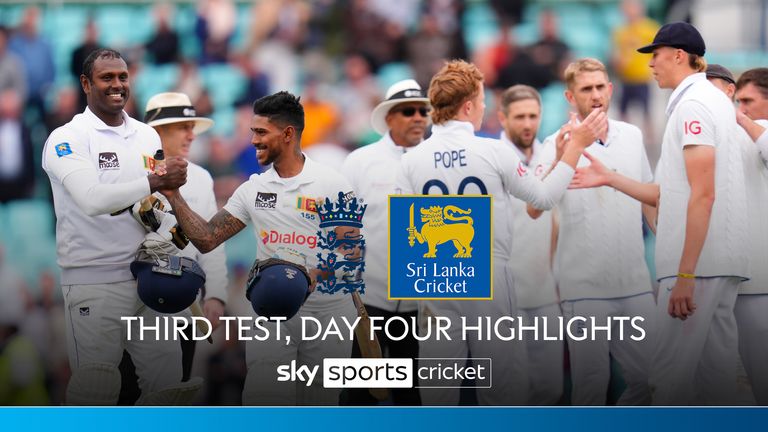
[376,62,415,91]
[539,82,569,138]
[133,63,180,111]
[200,64,246,109]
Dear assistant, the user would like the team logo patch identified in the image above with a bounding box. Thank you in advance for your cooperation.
[255,192,277,209]
[98,152,120,170]
[516,161,528,177]
[143,154,156,171]
[388,195,492,300]
[55,142,73,157]
[314,192,367,295]
[260,229,318,249]
[284,268,298,279]
[79,307,90,316]
[684,120,702,135]
[297,196,318,213]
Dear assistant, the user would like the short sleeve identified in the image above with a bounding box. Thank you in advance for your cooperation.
[676,101,716,148]
[222,182,252,224]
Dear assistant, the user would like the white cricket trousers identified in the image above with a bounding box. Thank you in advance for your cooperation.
[242,296,356,405]
[651,277,741,405]
[418,261,528,405]
[520,303,564,405]
[63,281,183,395]
[735,294,768,405]
[562,293,655,405]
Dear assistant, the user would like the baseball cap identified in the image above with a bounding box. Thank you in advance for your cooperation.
[706,64,735,85]
[637,21,706,56]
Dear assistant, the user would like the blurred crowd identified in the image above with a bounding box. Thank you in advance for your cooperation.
[0,0,686,404]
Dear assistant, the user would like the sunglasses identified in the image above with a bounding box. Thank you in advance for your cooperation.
[395,107,429,117]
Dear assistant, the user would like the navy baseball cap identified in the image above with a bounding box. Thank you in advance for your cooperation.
[706,64,735,85]
[637,22,706,56]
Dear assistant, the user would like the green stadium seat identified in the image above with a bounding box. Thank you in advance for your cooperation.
[539,82,569,138]
[95,5,153,48]
[133,63,180,111]
[376,62,415,91]
[200,64,246,109]
[462,2,499,53]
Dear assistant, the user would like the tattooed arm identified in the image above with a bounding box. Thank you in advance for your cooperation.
[163,190,246,253]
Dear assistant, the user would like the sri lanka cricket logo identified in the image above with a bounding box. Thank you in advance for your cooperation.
[407,204,475,258]
[389,195,492,300]
[315,191,367,295]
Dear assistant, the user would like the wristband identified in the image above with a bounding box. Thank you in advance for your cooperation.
[677,272,696,279]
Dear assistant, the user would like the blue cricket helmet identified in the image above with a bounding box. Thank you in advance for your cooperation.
[246,258,312,320]
[130,250,206,314]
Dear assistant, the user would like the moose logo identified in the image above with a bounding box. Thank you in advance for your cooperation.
[98,152,120,170]
[255,192,277,210]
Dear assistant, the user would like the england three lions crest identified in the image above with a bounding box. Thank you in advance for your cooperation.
[315,191,368,295]
[389,195,492,300]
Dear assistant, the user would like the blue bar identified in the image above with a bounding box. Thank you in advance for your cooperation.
[1,407,767,432]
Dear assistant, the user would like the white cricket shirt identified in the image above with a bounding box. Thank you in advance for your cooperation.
[341,133,417,312]
[502,133,559,309]
[738,120,768,294]
[224,155,356,310]
[539,120,653,300]
[42,108,160,285]
[395,120,575,261]
[655,73,750,281]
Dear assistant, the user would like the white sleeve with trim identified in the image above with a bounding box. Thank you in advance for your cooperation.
[42,130,150,216]
[677,101,716,148]
[222,181,252,224]
[501,144,574,210]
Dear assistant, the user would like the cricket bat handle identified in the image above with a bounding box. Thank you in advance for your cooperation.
[351,292,389,401]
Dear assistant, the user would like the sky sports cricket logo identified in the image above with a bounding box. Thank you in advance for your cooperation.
[389,196,492,300]
[277,358,492,389]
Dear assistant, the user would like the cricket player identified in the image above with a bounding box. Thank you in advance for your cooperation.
[159,91,357,405]
[42,48,191,405]
[144,92,228,377]
[708,65,768,404]
[532,58,655,405]
[395,59,607,405]
[498,84,563,405]
[340,79,428,405]
[570,23,750,405]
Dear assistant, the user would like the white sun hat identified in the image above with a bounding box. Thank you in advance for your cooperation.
[370,79,430,135]
[144,92,214,134]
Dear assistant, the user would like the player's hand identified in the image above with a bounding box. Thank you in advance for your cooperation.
[736,109,750,128]
[569,109,607,149]
[569,151,612,189]
[668,277,696,320]
[152,156,187,195]
[203,298,225,331]
[555,122,572,161]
